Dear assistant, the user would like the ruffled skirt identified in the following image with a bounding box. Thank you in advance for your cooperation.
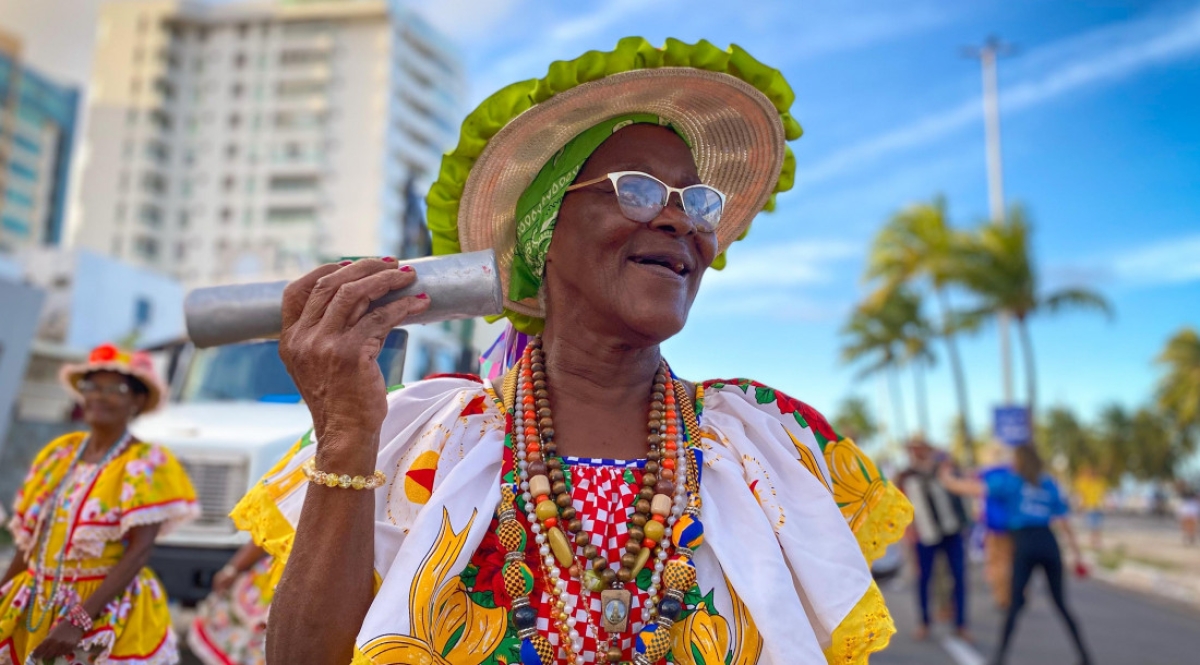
[186,557,272,665]
[0,566,178,665]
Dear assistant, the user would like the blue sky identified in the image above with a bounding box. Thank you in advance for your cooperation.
[3,0,1196,449]
[416,0,1200,447]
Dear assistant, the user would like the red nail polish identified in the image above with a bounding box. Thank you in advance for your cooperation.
[399,265,413,272]
[381,256,396,263]
[416,293,429,299]
[338,260,352,266]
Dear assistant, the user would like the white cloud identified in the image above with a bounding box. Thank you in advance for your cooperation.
[1113,233,1200,285]
[704,239,860,291]
[411,0,525,42]
[795,4,1200,188]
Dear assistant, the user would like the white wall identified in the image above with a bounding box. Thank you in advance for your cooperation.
[68,249,184,349]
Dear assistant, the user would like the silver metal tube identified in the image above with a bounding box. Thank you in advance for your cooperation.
[185,250,504,348]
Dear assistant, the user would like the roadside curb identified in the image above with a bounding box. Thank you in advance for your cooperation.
[1087,556,1200,609]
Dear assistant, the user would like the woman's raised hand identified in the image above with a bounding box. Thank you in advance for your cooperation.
[279,258,430,469]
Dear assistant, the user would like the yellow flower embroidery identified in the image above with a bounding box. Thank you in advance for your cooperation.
[359,508,507,665]
[823,438,887,532]
[671,577,762,665]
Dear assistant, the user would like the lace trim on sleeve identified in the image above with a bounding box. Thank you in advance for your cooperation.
[823,582,895,665]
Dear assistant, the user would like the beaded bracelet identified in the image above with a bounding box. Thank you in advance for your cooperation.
[302,459,386,490]
[63,603,93,632]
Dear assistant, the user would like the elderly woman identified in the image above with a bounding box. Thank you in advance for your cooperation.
[0,344,199,664]
[236,38,911,665]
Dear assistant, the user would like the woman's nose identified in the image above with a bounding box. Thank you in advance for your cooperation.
[647,193,696,236]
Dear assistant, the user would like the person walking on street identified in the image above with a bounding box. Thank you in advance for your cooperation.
[0,343,199,664]
[940,444,1092,665]
[897,437,970,641]
[1178,485,1199,546]
[1073,466,1107,550]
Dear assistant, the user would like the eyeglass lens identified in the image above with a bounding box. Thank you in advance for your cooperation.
[614,173,722,231]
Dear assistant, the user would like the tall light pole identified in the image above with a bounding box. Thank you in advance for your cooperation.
[964,36,1016,405]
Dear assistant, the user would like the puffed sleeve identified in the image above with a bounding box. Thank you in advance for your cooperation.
[231,376,505,580]
[115,442,201,537]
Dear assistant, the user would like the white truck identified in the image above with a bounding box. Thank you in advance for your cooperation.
[133,331,409,604]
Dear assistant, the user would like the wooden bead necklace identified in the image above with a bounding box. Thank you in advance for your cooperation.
[497,336,706,664]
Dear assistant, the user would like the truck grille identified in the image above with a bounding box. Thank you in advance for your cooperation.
[178,457,249,534]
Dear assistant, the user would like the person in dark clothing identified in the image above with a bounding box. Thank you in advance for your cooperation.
[940,444,1092,665]
[897,437,971,640]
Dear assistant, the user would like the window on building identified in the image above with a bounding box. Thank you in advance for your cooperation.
[243,208,254,226]
[228,113,241,129]
[134,297,153,327]
[179,211,190,228]
[115,203,126,223]
[231,83,244,99]
[223,174,236,190]
[139,204,163,227]
[126,109,138,126]
[111,236,122,256]
[175,241,187,260]
[234,52,247,68]
[198,27,209,42]
[268,175,318,192]
[237,23,250,38]
[122,141,134,159]
[150,109,172,131]
[134,236,159,260]
[266,206,317,224]
[279,49,327,66]
[221,207,233,223]
[142,172,167,195]
[275,80,326,98]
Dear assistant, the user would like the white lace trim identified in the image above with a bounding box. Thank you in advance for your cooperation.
[76,625,181,665]
[68,500,200,559]
[0,628,179,665]
[6,513,32,552]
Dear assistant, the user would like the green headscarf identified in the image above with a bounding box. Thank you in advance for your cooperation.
[509,113,689,305]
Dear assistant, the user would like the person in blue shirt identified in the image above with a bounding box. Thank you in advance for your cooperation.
[940,444,1092,665]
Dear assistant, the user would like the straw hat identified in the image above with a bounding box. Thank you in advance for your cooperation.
[427,37,803,326]
[60,343,166,414]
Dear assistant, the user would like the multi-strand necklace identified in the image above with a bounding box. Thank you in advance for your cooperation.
[493,337,706,665]
[25,431,132,633]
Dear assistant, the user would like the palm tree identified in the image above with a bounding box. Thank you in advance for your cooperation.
[867,197,976,460]
[841,288,931,442]
[955,207,1112,418]
[1156,327,1200,451]
[833,396,880,445]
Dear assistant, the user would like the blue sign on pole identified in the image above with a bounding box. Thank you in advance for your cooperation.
[994,406,1031,446]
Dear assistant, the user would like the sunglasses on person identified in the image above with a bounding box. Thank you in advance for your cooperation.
[77,380,131,397]
[565,171,725,233]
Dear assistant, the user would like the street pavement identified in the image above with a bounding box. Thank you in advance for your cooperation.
[876,555,1200,665]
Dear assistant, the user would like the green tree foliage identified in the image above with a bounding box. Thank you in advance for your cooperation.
[955,207,1112,417]
[833,396,879,445]
[865,197,976,459]
[1156,327,1200,452]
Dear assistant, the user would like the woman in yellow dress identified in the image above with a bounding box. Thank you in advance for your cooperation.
[0,343,199,664]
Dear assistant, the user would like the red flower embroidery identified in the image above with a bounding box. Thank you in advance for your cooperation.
[470,521,544,606]
[795,398,839,442]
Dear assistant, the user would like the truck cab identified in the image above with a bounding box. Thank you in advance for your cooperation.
[134,331,407,604]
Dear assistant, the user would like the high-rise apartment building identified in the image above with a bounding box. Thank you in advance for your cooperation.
[0,29,79,253]
[70,0,463,287]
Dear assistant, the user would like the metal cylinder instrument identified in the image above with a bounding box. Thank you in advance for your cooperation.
[184,250,504,348]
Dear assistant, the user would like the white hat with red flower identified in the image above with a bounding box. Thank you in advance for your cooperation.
[59,343,167,413]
